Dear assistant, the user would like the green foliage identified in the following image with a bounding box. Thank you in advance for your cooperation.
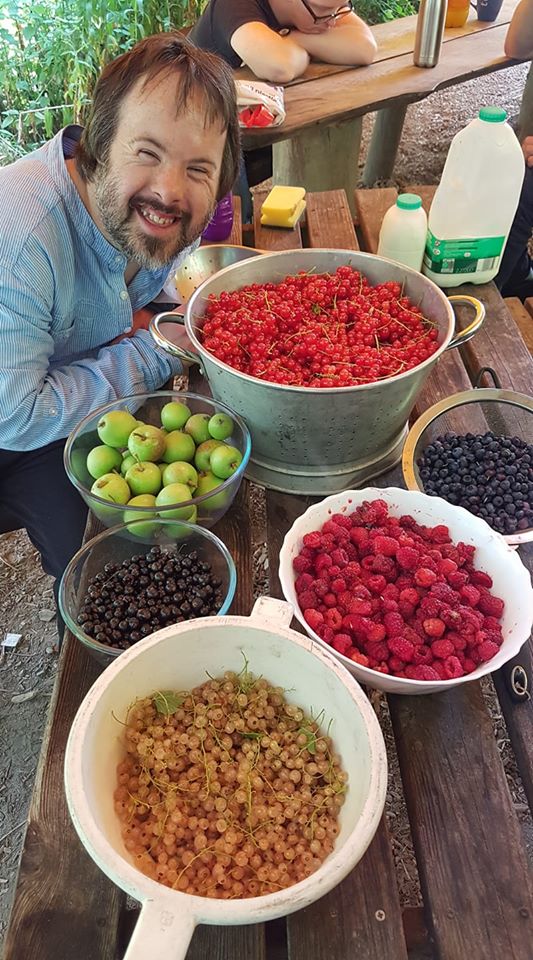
[0,0,418,153]
[0,0,208,149]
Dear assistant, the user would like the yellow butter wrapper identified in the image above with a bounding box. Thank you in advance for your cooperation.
[260,186,306,227]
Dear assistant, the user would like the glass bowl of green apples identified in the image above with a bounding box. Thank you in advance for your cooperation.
[64,392,251,530]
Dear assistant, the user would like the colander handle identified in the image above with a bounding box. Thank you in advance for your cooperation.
[149,311,202,368]
[122,899,196,960]
[445,295,485,350]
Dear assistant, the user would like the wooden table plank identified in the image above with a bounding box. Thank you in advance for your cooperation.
[228,195,243,247]
[505,297,533,355]
[306,191,359,250]
[389,684,533,960]
[253,190,304,251]
[265,491,409,960]
[354,188,397,254]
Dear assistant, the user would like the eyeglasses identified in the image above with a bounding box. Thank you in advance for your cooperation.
[298,0,354,24]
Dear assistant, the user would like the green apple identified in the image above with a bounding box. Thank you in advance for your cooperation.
[70,447,92,486]
[184,413,211,445]
[97,409,137,448]
[125,461,162,496]
[86,444,122,480]
[161,400,192,431]
[127,425,166,462]
[196,470,229,512]
[194,438,223,473]
[162,430,196,464]
[164,505,198,538]
[162,461,198,491]
[124,494,158,538]
[155,482,195,520]
[120,454,137,477]
[208,413,234,441]
[90,472,131,505]
[210,444,243,480]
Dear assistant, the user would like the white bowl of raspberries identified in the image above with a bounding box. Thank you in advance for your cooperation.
[278,487,533,694]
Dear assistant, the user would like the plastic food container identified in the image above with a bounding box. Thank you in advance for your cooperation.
[278,487,533,695]
[64,597,387,960]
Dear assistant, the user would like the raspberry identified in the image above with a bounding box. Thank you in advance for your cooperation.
[413,644,432,665]
[322,520,345,539]
[419,597,441,618]
[373,535,398,557]
[367,574,387,594]
[388,636,415,663]
[430,524,450,543]
[398,601,415,619]
[383,611,404,637]
[322,626,334,643]
[430,638,455,659]
[293,555,312,573]
[297,590,318,610]
[476,640,500,663]
[382,583,400,600]
[471,570,493,588]
[381,597,399,613]
[399,587,420,606]
[348,598,373,616]
[460,584,480,607]
[331,577,347,595]
[431,660,447,680]
[447,570,468,588]
[331,513,352,530]
[303,531,322,549]
[447,631,467,651]
[414,567,437,587]
[438,558,458,577]
[312,578,330,598]
[463,657,477,674]
[406,665,441,681]
[295,573,314,593]
[304,609,323,631]
[323,593,337,608]
[338,590,354,610]
[430,582,457,604]
[350,527,369,546]
[443,656,464,679]
[389,655,406,673]
[366,622,386,643]
[344,561,362,580]
[366,640,389,662]
[330,548,349,568]
[396,547,419,570]
[423,618,446,638]
[349,650,370,666]
[332,633,352,654]
[325,608,343,630]
[315,554,333,573]
[478,593,504,618]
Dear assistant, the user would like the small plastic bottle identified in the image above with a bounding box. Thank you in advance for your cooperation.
[202,192,234,242]
[377,194,428,271]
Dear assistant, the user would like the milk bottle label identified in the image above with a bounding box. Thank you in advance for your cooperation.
[423,230,505,274]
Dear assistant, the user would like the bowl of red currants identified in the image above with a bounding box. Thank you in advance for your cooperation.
[59,518,237,665]
[402,385,533,546]
[64,391,251,532]
[278,486,533,695]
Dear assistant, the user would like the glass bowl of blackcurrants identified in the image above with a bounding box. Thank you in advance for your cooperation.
[59,518,237,665]
[64,391,251,532]
[402,386,533,546]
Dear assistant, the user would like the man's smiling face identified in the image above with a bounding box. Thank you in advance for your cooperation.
[89,71,226,269]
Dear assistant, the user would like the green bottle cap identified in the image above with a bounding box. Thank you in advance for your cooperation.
[479,106,507,123]
[397,193,422,210]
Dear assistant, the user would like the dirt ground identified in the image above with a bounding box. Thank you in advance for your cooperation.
[1,61,531,957]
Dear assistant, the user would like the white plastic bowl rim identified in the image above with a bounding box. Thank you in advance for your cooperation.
[278,487,533,695]
[64,597,388,960]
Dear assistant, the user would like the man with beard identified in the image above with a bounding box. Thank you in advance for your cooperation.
[0,32,240,627]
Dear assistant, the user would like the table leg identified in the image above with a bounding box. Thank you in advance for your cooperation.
[272,118,362,216]
[361,104,408,186]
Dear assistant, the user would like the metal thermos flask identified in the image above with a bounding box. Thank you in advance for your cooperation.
[413,0,447,67]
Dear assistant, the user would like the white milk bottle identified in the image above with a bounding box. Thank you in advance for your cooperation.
[377,194,428,270]
[423,106,524,287]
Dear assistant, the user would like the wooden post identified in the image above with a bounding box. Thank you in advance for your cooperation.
[272,118,362,217]
[362,104,408,186]
[518,61,533,139]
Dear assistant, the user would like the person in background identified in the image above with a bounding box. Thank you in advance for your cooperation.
[496,1,533,298]
[0,33,240,626]
[190,0,377,84]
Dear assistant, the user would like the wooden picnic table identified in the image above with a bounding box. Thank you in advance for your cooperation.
[4,187,533,960]
[238,0,523,206]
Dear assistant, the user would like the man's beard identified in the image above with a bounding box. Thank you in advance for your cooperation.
[92,167,215,270]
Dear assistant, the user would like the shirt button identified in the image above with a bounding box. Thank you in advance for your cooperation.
[49,407,57,416]
[120,290,128,301]
[114,254,122,263]
[124,326,132,333]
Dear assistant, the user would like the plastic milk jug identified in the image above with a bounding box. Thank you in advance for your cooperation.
[377,194,428,271]
[423,106,524,287]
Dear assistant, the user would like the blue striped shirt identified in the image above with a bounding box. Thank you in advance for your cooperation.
[0,126,192,451]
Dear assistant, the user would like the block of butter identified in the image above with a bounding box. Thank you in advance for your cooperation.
[260,185,306,228]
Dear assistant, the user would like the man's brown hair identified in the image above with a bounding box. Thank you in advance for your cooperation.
[76,32,240,201]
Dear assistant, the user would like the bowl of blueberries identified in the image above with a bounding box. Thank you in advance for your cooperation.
[59,518,237,666]
[402,378,533,546]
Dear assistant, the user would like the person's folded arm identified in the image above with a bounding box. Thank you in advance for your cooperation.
[291,14,377,66]
[0,261,182,452]
[505,0,533,58]
[231,21,310,82]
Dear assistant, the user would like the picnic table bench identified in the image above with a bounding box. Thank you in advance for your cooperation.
[4,187,533,960]
[239,0,523,208]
